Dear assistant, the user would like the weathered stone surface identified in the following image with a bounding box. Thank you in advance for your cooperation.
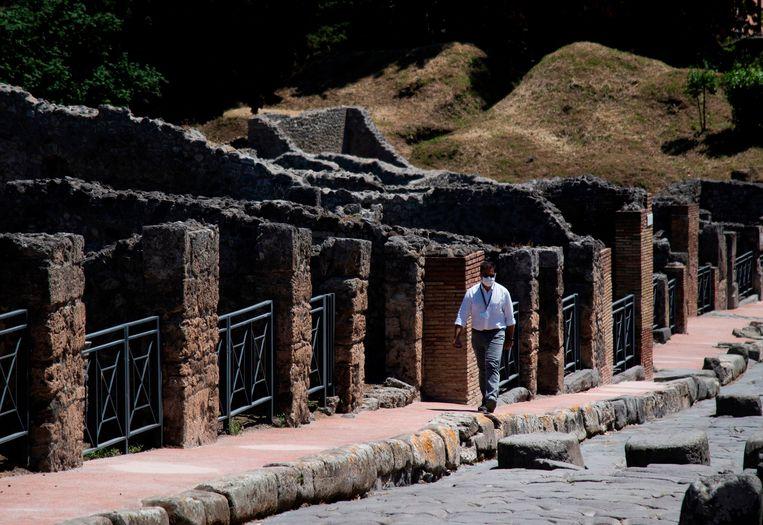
[497,432,584,469]
[405,430,448,477]
[59,517,112,525]
[695,376,721,400]
[563,369,600,394]
[497,387,532,405]
[550,408,587,441]
[744,432,763,470]
[172,490,229,525]
[581,404,605,437]
[100,507,169,525]
[592,401,616,431]
[195,470,278,522]
[703,354,746,385]
[141,494,206,525]
[653,368,716,382]
[679,471,763,525]
[425,424,461,470]
[732,322,763,340]
[611,365,645,384]
[716,394,762,417]
[261,464,315,513]
[625,431,710,467]
[530,458,587,471]
[719,341,763,362]
[611,399,628,430]
[362,378,417,410]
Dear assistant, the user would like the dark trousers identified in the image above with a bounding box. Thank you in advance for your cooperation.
[471,328,505,407]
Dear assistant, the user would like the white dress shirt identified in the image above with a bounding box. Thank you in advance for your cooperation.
[455,282,516,331]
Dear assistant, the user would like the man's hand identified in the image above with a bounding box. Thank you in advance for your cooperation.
[453,325,464,348]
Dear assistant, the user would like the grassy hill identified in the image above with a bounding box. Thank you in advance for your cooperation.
[200,42,762,190]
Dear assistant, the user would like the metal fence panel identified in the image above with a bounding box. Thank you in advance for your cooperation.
[735,251,755,300]
[668,278,677,333]
[563,293,581,374]
[697,264,714,315]
[0,310,28,447]
[498,300,520,391]
[83,316,162,455]
[309,294,335,407]
[217,301,275,425]
[612,294,635,374]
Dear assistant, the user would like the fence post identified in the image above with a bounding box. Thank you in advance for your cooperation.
[0,233,86,472]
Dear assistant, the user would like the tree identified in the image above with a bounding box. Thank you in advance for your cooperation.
[0,0,164,107]
[722,64,763,136]
[685,69,718,134]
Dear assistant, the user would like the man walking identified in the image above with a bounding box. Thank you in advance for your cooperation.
[453,260,515,413]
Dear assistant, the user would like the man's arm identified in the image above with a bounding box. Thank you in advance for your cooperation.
[453,291,471,348]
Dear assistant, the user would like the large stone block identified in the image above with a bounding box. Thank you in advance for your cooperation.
[744,432,763,470]
[679,471,763,525]
[141,494,206,525]
[625,431,710,467]
[716,394,762,417]
[100,507,170,525]
[497,432,584,469]
[195,470,278,523]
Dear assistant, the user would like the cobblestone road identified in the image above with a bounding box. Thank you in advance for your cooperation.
[266,362,763,524]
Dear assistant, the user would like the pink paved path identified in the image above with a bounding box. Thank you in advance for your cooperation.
[2,302,762,525]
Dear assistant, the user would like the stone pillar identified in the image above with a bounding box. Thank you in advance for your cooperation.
[667,204,699,317]
[498,248,540,395]
[255,223,313,426]
[422,251,483,404]
[614,207,654,379]
[725,232,739,309]
[537,248,564,395]
[0,233,86,471]
[699,223,728,310]
[142,221,220,446]
[311,237,371,413]
[565,241,613,384]
[652,273,670,340]
[384,237,424,389]
[664,263,688,334]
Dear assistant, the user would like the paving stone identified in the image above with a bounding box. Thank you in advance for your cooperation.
[679,471,763,525]
[196,469,278,522]
[497,432,584,469]
[59,517,112,525]
[744,432,763,469]
[563,368,601,394]
[695,375,721,400]
[99,507,169,525]
[141,494,206,525]
[176,490,229,525]
[625,431,710,467]
[653,369,716,382]
[716,394,762,417]
[262,464,315,512]
[530,458,587,471]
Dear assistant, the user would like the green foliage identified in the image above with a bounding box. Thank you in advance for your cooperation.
[227,418,243,436]
[684,69,718,134]
[722,64,763,135]
[0,0,164,107]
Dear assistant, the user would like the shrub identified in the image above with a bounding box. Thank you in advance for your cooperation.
[722,64,763,135]
[685,69,718,134]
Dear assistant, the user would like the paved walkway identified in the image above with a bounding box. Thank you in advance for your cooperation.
[1,302,762,525]
[267,360,763,524]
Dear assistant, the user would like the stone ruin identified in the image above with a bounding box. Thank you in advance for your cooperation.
[0,82,761,473]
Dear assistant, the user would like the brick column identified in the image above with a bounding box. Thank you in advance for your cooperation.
[142,221,220,446]
[311,237,371,413]
[614,208,654,379]
[725,232,739,309]
[699,223,728,310]
[498,248,539,395]
[667,204,699,317]
[422,251,483,404]
[537,248,564,395]
[384,237,424,388]
[0,233,86,471]
[664,263,688,334]
[255,223,313,426]
[565,241,613,384]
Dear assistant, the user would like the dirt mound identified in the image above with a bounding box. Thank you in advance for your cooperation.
[411,42,762,189]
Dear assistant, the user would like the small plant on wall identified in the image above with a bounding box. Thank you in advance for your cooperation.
[684,68,718,135]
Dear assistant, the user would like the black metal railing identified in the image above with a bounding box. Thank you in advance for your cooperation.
[735,251,755,300]
[0,310,28,447]
[668,278,677,333]
[563,293,581,374]
[217,301,275,426]
[652,277,661,331]
[83,317,162,455]
[498,300,520,392]
[612,294,636,374]
[309,294,335,407]
[697,264,714,315]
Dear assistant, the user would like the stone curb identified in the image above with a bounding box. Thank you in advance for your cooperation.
[61,363,738,525]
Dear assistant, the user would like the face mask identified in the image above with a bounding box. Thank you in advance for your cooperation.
[481,276,496,287]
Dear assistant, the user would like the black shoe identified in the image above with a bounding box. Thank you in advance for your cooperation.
[477,405,489,414]
[485,399,497,413]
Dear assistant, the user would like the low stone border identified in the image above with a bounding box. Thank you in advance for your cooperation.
[62,365,739,525]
